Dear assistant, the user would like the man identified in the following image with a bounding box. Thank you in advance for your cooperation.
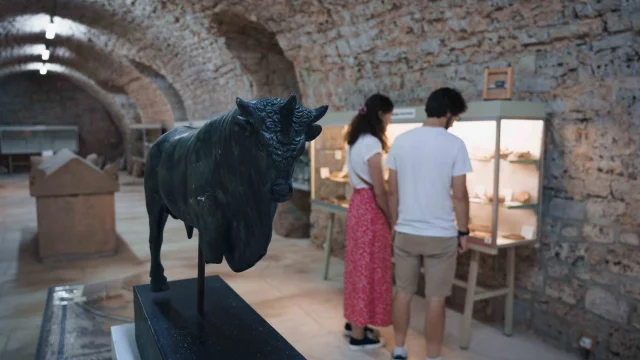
[386,87,471,360]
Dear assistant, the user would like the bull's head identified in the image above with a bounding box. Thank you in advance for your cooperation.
[235,93,328,202]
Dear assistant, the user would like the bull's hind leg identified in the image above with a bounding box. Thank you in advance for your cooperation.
[147,202,170,292]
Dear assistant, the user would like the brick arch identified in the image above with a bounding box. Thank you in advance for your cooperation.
[0,6,248,120]
[210,11,302,100]
[129,60,188,123]
[0,63,129,143]
[0,34,175,127]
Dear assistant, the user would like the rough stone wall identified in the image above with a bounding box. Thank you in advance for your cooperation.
[0,0,638,357]
[301,2,640,359]
[0,73,124,161]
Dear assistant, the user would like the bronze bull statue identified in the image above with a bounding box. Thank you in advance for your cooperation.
[144,93,327,292]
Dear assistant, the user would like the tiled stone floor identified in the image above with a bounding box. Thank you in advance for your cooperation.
[0,173,578,360]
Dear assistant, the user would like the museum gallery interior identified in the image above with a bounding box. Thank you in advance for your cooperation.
[0,1,638,359]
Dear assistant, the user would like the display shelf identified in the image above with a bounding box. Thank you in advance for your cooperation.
[469,198,538,211]
[508,158,539,164]
[470,157,539,165]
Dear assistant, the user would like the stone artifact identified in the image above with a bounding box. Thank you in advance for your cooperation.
[503,234,526,240]
[513,191,531,203]
[144,93,327,291]
[29,148,120,262]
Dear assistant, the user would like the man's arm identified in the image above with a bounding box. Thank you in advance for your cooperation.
[387,169,399,230]
[452,174,469,252]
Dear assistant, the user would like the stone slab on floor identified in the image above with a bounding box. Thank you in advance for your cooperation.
[34,283,129,360]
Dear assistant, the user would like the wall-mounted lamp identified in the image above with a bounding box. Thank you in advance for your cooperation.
[45,21,56,39]
[42,48,50,61]
[40,63,48,75]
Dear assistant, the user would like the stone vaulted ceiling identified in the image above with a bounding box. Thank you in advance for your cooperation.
[0,0,337,129]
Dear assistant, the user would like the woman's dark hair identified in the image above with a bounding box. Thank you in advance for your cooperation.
[344,94,394,152]
[425,87,467,118]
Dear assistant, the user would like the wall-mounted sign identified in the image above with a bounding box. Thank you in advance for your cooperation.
[392,108,417,120]
[483,67,513,100]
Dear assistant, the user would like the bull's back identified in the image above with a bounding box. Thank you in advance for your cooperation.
[145,127,197,216]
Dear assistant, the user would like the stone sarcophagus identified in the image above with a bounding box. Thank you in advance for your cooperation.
[29,148,120,262]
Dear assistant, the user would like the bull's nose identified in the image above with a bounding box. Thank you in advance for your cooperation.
[271,181,293,198]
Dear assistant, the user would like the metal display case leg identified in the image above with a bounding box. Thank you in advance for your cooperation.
[504,247,516,336]
[322,213,335,280]
[460,250,480,349]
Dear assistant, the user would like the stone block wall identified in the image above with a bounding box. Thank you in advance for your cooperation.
[0,72,124,162]
[301,2,640,358]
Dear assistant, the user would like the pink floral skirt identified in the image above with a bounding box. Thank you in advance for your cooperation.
[344,188,392,327]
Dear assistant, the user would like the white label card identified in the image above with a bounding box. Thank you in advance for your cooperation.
[335,150,342,160]
[391,108,417,120]
[503,188,514,202]
[42,150,54,156]
[474,185,486,198]
[521,225,536,239]
[320,167,330,179]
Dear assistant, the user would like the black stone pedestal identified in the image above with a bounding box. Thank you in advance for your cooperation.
[134,275,305,360]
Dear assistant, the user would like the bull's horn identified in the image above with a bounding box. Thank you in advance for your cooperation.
[279,93,297,131]
[310,105,329,124]
[236,97,253,118]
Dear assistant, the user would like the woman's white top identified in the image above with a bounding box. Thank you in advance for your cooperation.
[347,134,382,189]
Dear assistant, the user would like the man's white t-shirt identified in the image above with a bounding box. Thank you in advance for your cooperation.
[347,134,382,189]
[386,126,472,237]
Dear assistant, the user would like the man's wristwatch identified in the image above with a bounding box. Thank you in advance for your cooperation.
[458,229,470,237]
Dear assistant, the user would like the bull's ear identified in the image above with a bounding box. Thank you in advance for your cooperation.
[236,97,254,118]
[305,124,322,141]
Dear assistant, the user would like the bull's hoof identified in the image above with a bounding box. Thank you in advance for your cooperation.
[150,278,169,292]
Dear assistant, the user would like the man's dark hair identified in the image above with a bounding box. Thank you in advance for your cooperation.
[425,87,467,118]
[345,93,394,152]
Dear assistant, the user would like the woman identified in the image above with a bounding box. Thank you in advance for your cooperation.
[343,94,393,350]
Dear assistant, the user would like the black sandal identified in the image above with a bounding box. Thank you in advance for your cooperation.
[343,323,379,338]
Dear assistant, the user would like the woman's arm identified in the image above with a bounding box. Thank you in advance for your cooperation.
[367,153,391,223]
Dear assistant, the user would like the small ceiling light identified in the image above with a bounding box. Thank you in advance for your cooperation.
[42,48,50,61]
[40,63,48,75]
[45,22,56,39]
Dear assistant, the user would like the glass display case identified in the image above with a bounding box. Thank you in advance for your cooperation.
[450,101,546,254]
[310,109,423,212]
[291,145,311,191]
[310,107,425,279]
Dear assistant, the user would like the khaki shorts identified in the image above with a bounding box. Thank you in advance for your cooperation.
[393,232,458,297]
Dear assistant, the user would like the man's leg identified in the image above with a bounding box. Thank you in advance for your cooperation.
[425,296,447,359]
[423,236,458,359]
[392,233,420,357]
[393,291,413,347]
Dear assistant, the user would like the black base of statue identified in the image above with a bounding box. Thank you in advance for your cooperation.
[134,275,305,360]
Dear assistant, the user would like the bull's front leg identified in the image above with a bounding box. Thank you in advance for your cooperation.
[146,199,170,292]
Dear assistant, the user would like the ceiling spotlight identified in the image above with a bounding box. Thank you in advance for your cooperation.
[45,22,56,39]
[42,48,50,61]
[40,63,48,75]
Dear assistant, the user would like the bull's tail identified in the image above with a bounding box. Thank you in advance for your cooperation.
[185,223,194,239]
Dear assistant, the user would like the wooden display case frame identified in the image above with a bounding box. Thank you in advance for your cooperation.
[455,100,547,255]
[0,125,79,173]
[310,106,426,279]
[311,100,547,350]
